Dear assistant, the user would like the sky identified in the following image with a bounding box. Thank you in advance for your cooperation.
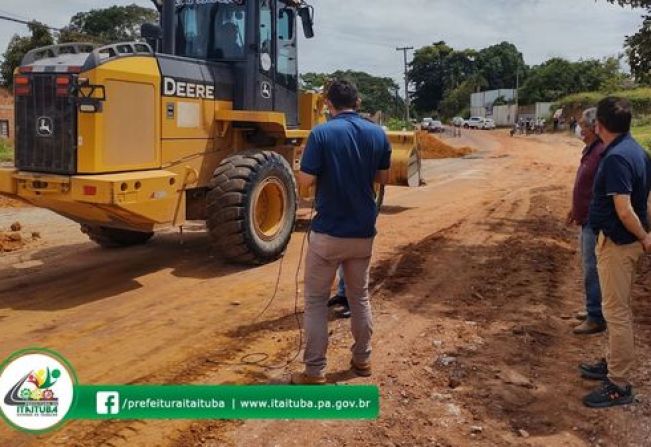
[0,0,645,92]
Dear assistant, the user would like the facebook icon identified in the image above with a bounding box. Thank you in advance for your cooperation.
[96,391,120,415]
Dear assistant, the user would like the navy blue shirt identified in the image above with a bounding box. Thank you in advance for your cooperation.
[589,133,651,245]
[300,112,392,238]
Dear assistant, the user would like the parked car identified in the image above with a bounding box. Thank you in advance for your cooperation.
[483,118,496,130]
[420,118,433,130]
[427,120,444,133]
[452,116,465,127]
[465,116,486,129]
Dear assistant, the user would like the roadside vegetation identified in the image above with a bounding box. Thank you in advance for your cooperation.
[0,139,13,162]
[555,88,651,153]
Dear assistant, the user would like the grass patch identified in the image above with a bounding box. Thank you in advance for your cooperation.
[0,139,13,163]
[632,123,651,156]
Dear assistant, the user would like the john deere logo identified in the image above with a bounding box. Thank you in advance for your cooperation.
[0,349,75,433]
[261,81,272,99]
[36,117,54,137]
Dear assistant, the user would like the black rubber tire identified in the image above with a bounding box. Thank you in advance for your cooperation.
[206,150,297,264]
[81,224,154,248]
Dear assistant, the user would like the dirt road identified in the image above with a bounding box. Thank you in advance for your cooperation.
[1,130,650,446]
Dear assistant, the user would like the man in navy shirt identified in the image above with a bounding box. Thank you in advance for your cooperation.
[581,97,651,408]
[291,80,391,384]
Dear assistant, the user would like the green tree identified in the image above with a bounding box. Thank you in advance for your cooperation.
[59,4,158,44]
[300,70,403,117]
[0,22,54,87]
[408,41,478,114]
[476,41,526,90]
[439,76,487,119]
[519,57,625,103]
[607,0,651,84]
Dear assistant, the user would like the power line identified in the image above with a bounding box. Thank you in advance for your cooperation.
[0,14,61,31]
[0,8,29,21]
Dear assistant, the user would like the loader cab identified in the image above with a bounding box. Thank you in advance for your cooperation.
[150,0,314,128]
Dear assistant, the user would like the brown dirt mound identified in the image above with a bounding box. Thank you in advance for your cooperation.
[416,131,475,159]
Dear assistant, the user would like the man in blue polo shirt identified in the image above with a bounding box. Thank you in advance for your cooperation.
[291,80,391,384]
[580,97,651,408]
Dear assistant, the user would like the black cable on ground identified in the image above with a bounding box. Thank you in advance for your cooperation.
[236,203,314,370]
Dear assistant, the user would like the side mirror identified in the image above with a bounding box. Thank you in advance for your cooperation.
[298,6,314,39]
[141,23,162,51]
[141,23,162,40]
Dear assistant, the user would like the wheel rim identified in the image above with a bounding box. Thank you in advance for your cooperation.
[251,176,287,242]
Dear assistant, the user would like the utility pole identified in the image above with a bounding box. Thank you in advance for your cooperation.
[396,46,414,124]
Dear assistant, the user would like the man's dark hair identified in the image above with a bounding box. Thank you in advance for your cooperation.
[326,80,359,111]
[597,96,632,134]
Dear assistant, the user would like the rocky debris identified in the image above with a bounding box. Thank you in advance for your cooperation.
[0,231,25,252]
[0,222,39,252]
[518,429,530,438]
[469,425,483,434]
[437,355,457,367]
[445,403,461,417]
[499,369,535,389]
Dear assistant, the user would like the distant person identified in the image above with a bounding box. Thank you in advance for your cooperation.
[570,116,578,134]
[567,107,607,335]
[581,97,651,408]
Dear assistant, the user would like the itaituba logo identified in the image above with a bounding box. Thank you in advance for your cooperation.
[6,367,61,414]
[0,349,75,433]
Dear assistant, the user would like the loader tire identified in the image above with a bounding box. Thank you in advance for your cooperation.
[206,150,297,264]
[81,224,154,248]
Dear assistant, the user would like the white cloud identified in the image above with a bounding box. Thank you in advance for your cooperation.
[0,0,644,92]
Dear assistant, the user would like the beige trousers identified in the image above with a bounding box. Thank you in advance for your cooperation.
[596,233,644,386]
[303,232,374,376]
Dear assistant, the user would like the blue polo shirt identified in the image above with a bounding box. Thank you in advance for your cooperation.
[589,133,651,245]
[300,112,392,238]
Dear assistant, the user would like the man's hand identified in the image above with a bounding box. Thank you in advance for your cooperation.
[642,233,651,253]
[566,210,576,226]
[613,194,649,244]
[297,171,316,189]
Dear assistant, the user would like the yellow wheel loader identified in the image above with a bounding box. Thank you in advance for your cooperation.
[0,0,420,264]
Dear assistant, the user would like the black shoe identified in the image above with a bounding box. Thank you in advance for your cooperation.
[583,380,634,408]
[328,295,348,308]
[335,305,351,319]
[579,359,608,380]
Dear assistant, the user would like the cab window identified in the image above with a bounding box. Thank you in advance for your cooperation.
[276,6,297,89]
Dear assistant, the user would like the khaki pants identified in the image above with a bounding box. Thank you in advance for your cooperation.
[596,233,644,386]
[303,232,374,376]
